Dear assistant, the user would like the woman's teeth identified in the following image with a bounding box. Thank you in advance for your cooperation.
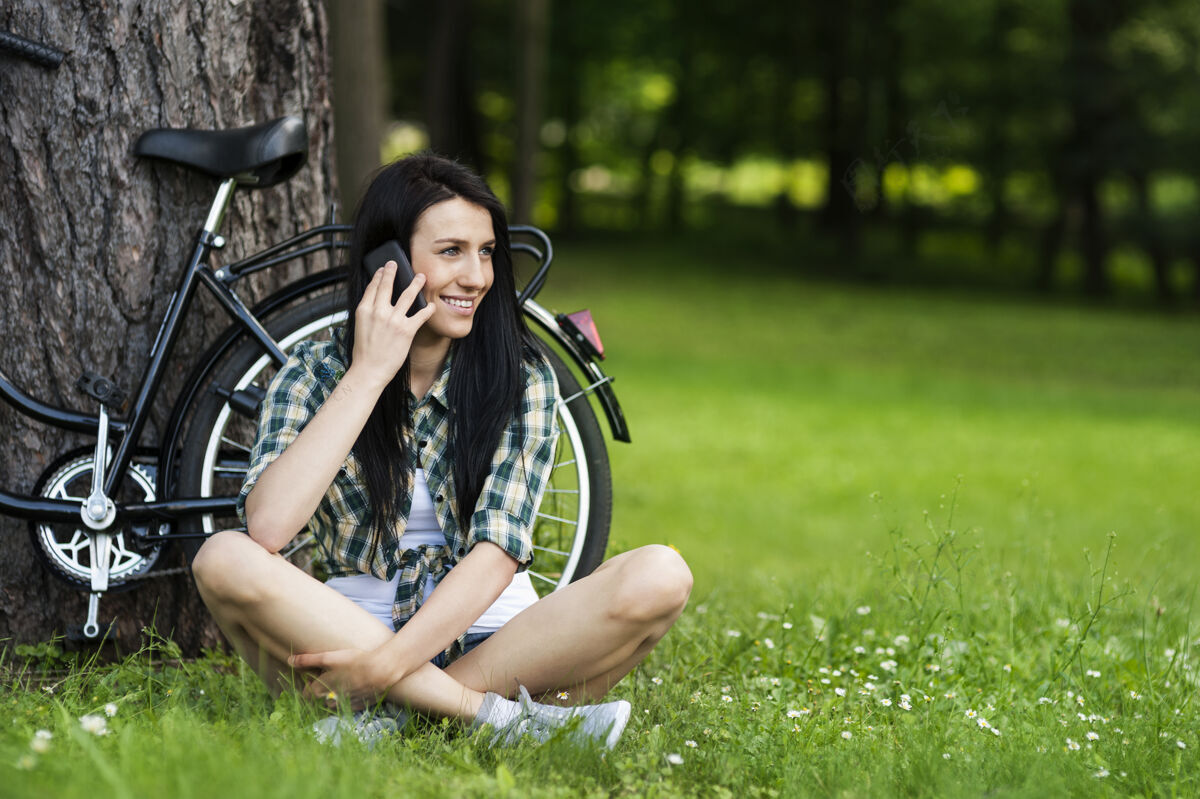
[444,297,473,309]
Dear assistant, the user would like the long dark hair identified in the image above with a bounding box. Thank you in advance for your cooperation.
[342,153,537,540]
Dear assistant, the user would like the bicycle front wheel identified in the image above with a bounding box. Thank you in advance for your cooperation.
[176,293,611,594]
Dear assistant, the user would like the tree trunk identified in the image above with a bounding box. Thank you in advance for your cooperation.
[426,0,483,169]
[1130,170,1172,303]
[0,0,335,655]
[510,0,549,224]
[817,0,862,266]
[330,0,387,214]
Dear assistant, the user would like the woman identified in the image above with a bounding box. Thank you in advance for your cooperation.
[192,154,692,748]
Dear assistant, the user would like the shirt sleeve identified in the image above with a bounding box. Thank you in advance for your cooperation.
[466,354,559,568]
[235,343,327,526]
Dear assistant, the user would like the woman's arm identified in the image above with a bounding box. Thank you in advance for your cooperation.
[374,541,517,677]
[244,265,434,552]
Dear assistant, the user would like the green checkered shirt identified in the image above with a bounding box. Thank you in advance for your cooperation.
[236,333,559,661]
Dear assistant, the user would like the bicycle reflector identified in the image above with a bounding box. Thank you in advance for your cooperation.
[558,309,605,360]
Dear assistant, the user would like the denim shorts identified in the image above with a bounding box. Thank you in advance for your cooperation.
[430,631,493,669]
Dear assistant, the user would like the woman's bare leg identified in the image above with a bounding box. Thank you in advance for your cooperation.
[446,544,693,702]
[192,530,484,720]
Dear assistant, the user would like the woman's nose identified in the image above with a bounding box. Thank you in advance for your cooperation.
[458,254,486,288]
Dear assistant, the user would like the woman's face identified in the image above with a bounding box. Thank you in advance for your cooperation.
[408,197,496,344]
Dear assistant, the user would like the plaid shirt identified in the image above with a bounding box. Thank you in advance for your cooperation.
[236,333,559,660]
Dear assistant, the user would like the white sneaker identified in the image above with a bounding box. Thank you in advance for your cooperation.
[488,685,631,749]
[311,707,407,749]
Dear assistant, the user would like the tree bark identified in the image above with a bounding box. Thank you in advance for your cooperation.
[0,0,335,654]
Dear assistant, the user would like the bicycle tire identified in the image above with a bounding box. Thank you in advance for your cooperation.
[176,292,611,593]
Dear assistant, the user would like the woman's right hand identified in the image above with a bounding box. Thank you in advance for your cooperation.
[350,263,436,388]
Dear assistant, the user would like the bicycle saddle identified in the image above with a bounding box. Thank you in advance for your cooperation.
[133,116,307,188]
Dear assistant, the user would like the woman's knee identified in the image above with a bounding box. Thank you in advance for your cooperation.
[192,530,269,606]
[609,545,693,624]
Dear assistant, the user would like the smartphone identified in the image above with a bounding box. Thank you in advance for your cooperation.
[364,239,428,315]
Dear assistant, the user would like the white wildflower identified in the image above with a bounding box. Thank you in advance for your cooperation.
[856,606,871,615]
[1066,738,1080,751]
[79,715,109,736]
[763,638,775,649]
[841,731,852,739]
[104,703,118,717]
[666,753,684,765]
[835,687,846,697]
[880,660,897,672]
[726,630,742,638]
[685,740,698,748]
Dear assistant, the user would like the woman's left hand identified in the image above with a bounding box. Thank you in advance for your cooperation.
[290,648,402,710]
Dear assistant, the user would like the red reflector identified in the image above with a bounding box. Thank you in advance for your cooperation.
[565,309,605,359]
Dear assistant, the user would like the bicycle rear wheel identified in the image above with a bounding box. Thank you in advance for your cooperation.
[176,293,611,594]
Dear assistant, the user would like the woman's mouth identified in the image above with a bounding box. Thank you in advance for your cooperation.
[442,296,476,314]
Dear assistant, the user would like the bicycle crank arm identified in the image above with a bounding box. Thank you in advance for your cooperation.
[75,592,117,642]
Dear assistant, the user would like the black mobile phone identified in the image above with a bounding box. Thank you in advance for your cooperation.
[364,239,428,315]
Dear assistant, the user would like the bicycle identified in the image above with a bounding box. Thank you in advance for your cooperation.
[0,32,630,641]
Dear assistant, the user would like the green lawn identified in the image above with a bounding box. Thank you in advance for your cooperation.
[4,237,1198,797]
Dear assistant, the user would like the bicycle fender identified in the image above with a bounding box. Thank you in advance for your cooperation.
[522,300,631,444]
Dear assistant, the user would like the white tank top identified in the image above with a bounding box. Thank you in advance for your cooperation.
[325,468,539,633]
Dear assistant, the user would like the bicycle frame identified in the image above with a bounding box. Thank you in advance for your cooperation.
[0,183,629,539]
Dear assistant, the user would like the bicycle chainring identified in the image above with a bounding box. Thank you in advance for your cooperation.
[28,449,168,590]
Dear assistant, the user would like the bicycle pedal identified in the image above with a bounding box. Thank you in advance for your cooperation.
[76,371,128,409]
[66,622,118,643]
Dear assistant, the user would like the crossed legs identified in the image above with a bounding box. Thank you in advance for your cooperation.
[191,531,692,721]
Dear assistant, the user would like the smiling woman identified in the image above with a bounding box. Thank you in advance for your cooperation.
[190,153,692,751]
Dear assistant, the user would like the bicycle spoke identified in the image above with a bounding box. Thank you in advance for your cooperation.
[533,544,570,557]
[543,488,580,494]
[535,511,578,525]
[219,436,251,453]
[527,570,560,586]
[552,458,577,470]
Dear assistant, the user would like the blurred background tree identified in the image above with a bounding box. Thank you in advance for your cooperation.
[355,0,1200,301]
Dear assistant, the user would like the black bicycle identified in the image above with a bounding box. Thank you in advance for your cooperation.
[0,32,629,640]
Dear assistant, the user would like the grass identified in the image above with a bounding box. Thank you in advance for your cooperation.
[4,235,1199,797]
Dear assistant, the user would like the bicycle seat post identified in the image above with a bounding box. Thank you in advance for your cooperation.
[203,177,238,242]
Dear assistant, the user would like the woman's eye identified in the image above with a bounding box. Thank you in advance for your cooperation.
[439,246,460,256]
[480,246,494,257]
